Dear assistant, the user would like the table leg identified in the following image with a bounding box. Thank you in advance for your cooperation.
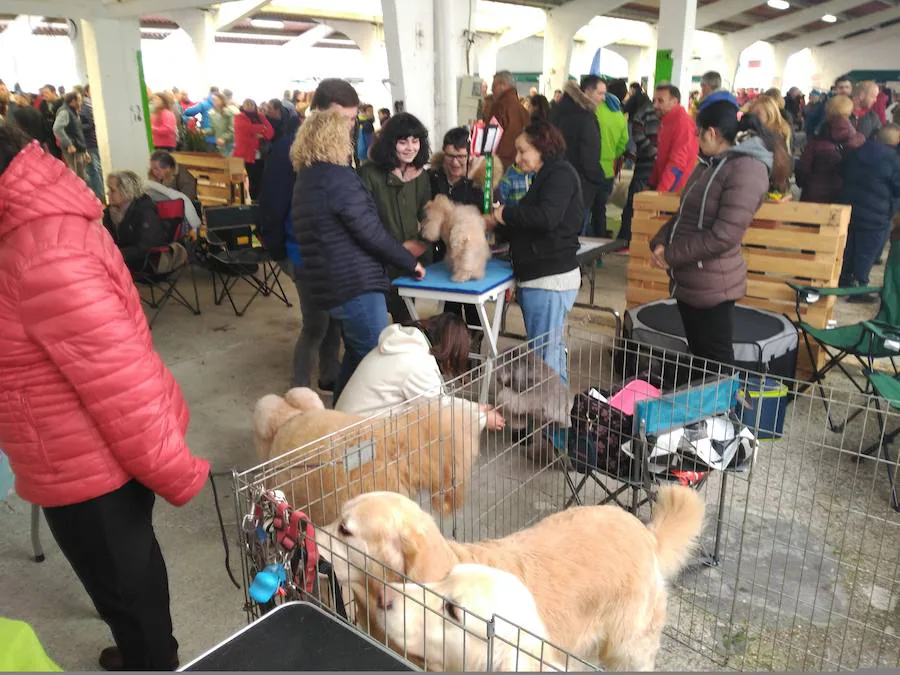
[474,295,507,404]
[402,296,419,321]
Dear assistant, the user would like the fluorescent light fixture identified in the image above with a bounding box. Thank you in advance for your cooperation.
[767,0,790,10]
[249,18,285,30]
[140,26,176,35]
[38,21,68,30]
[822,13,837,21]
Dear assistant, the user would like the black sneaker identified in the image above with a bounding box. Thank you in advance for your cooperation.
[99,647,179,671]
[317,379,336,392]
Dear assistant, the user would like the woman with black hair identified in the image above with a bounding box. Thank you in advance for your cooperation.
[649,100,791,370]
[485,120,583,383]
[359,112,433,322]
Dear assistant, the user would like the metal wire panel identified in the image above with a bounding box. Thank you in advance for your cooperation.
[234,325,900,672]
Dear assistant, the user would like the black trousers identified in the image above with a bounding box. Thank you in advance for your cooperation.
[247,159,265,202]
[43,480,178,670]
[587,176,614,237]
[677,299,735,379]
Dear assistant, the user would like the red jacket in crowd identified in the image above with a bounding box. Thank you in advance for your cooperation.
[233,111,274,165]
[649,104,698,192]
[0,142,209,508]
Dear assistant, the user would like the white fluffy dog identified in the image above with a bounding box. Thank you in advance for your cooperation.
[376,563,569,672]
[420,194,491,283]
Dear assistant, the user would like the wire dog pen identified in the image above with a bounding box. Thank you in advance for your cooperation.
[232,326,900,672]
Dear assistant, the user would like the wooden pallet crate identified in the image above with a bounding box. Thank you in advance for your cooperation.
[627,192,851,376]
[172,152,247,207]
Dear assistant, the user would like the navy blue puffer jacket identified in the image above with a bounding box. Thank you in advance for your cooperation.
[292,161,417,310]
[841,140,900,231]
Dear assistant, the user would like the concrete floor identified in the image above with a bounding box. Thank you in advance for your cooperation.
[1,243,897,671]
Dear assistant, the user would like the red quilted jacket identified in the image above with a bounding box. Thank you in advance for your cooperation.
[0,142,210,508]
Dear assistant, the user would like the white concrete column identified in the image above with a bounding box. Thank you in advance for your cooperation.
[541,8,581,95]
[381,0,436,138]
[434,0,471,135]
[327,21,387,117]
[0,16,33,89]
[656,0,698,101]
[474,35,499,80]
[771,47,790,90]
[69,20,88,85]
[721,43,742,93]
[80,17,151,177]
[168,9,215,96]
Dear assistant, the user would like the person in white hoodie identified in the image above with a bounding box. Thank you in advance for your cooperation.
[335,313,505,431]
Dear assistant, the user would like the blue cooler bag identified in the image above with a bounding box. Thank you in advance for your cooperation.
[740,375,789,439]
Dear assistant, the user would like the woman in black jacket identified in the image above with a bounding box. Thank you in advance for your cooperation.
[103,170,168,273]
[486,120,583,383]
[290,110,425,403]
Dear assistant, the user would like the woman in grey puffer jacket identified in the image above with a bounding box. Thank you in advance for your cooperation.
[650,100,791,369]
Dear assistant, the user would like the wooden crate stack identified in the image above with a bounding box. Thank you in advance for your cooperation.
[172,152,247,208]
[627,192,851,376]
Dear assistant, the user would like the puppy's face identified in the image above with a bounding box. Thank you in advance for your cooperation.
[318,492,436,590]
[375,563,555,672]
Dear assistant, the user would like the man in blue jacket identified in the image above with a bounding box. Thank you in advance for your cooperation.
[839,124,900,300]
[257,98,341,391]
[805,75,853,136]
[182,87,218,149]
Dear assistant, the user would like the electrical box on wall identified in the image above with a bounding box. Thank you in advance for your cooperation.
[458,75,483,127]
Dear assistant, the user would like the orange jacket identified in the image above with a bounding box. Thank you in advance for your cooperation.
[0,142,209,507]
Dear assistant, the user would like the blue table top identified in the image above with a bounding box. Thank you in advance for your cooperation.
[393,259,514,295]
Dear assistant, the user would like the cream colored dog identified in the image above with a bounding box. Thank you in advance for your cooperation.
[420,194,491,282]
[377,563,571,672]
[252,389,484,525]
[320,486,705,671]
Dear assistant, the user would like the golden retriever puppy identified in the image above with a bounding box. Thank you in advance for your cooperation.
[375,563,570,671]
[420,194,491,282]
[320,486,705,671]
[253,391,483,526]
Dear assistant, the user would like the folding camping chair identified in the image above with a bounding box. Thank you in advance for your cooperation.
[856,319,900,512]
[133,199,201,327]
[202,205,292,317]
[552,374,748,566]
[788,241,900,430]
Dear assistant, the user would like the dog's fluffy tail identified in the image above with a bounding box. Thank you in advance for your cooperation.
[647,485,705,580]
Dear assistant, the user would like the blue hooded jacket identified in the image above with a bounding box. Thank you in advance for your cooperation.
[182,94,216,146]
[841,140,900,231]
[258,114,302,264]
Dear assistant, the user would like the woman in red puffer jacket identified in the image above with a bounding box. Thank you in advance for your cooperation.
[0,129,209,671]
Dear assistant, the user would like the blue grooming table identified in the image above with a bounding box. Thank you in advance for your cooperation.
[394,259,515,403]
[393,258,515,361]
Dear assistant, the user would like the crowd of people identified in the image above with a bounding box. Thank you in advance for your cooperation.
[0,63,899,671]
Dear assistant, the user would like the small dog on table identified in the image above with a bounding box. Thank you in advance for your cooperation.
[421,194,491,283]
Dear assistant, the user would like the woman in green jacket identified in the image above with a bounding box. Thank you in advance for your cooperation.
[359,112,432,322]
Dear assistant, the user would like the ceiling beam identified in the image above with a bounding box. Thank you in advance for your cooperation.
[214,0,272,30]
[0,0,98,16]
[813,19,900,55]
[696,0,763,29]
[104,0,240,19]
[729,0,868,46]
[779,3,900,51]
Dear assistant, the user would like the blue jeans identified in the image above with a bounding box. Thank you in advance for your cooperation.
[518,286,578,384]
[86,147,105,202]
[329,292,390,404]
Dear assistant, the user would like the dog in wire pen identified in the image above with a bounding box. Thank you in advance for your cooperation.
[319,485,706,671]
[378,563,574,671]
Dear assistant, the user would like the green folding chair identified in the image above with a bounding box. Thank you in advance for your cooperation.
[861,367,900,512]
[787,240,900,430]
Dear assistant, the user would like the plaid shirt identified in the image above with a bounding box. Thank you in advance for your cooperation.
[497,165,533,206]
